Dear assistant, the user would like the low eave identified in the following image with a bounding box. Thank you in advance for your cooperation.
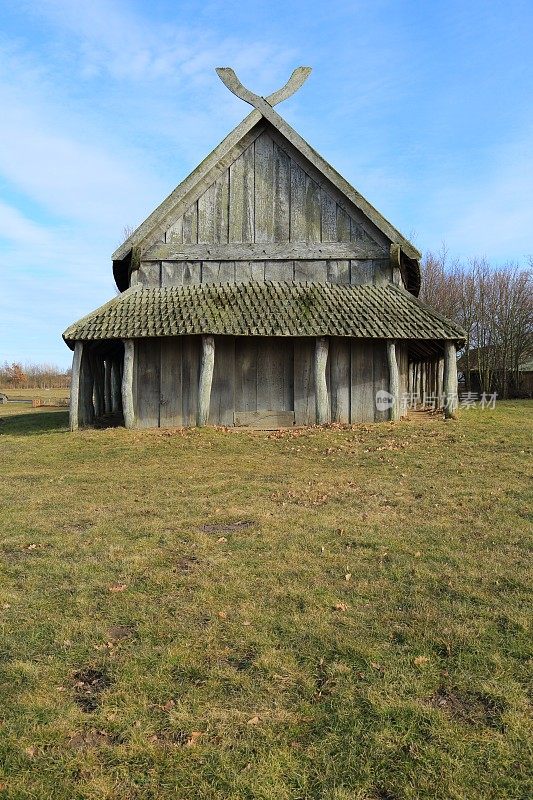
[63,281,465,349]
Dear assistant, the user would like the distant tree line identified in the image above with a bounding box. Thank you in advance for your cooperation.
[420,250,533,398]
[0,362,71,390]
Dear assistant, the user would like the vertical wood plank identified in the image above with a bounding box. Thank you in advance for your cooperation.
[373,341,389,421]
[264,261,293,280]
[321,192,337,242]
[351,340,374,423]
[235,338,257,411]
[330,338,350,423]
[235,261,252,283]
[138,262,161,287]
[294,338,315,425]
[209,335,235,426]
[257,339,293,410]
[166,216,183,243]
[273,143,291,241]
[294,261,327,282]
[182,203,198,244]
[290,161,306,241]
[327,260,350,284]
[387,340,400,421]
[183,262,201,285]
[181,336,199,426]
[160,337,183,427]
[254,132,274,242]
[229,153,245,243]
[135,338,160,428]
[214,171,229,244]
[198,184,215,244]
[162,261,182,287]
[350,259,374,286]
[337,206,351,242]
[315,337,330,424]
[306,176,322,242]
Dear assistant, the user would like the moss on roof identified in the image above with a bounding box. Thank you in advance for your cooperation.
[63,281,465,348]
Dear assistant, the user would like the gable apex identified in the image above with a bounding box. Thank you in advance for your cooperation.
[113,73,421,293]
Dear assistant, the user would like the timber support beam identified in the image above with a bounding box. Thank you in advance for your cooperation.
[387,340,400,421]
[122,340,135,429]
[443,340,458,419]
[314,336,330,424]
[198,335,215,426]
[70,341,83,431]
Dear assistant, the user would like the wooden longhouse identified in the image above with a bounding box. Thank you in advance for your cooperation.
[64,67,465,430]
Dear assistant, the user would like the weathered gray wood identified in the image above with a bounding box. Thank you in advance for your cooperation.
[162,260,182,286]
[437,357,444,406]
[315,337,330,424]
[443,341,458,419]
[70,341,83,430]
[143,241,384,261]
[264,261,293,281]
[198,335,215,426]
[294,338,315,425]
[337,206,351,242]
[234,261,253,283]
[374,259,392,286]
[306,176,321,242]
[160,337,183,427]
[214,171,229,244]
[234,410,295,429]
[198,183,215,244]
[111,360,122,413]
[273,143,291,241]
[122,340,135,429]
[79,346,95,426]
[290,162,306,241]
[183,262,202,285]
[327,260,350,284]
[182,203,198,244]
[330,338,350,423]
[255,132,274,243]
[235,338,257,411]
[138,262,161,287]
[294,261,327,282]
[181,336,199,426]
[166,216,183,243]
[136,339,160,428]
[209,336,235,425]
[257,339,293,411]
[350,259,374,285]
[351,340,374,423]
[104,360,112,413]
[321,193,337,242]
[113,113,265,261]
[373,341,389,422]
[387,340,400,421]
[217,65,311,108]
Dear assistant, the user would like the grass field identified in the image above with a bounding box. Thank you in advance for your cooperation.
[0,402,531,799]
[0,387,70,402]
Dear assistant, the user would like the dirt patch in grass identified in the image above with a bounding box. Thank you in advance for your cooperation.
[68,729,115,749]
[174,554,200,572]
[71,667,111,713]
[106,625,135,641]
[428,686,507,730]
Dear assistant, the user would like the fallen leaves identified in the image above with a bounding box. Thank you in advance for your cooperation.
[108,583,127,593]
[333,602,348,612]
[414,656,430,667]
[186,731,203,747]
[247,715,260,725]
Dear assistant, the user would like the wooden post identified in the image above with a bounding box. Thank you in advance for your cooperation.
[78,345,94,426]
[70,341,83,431]
[314,336,330,424]
[437,358,444,408]
[104,360,112,413]
[387,340,400,421]
[111,360,122,413]
[198,335,215,426]
[443,340,458,419]
[122,340,135,429]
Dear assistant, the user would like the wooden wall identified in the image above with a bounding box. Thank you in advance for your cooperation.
[133,127,393,289]
[133,336,404,428]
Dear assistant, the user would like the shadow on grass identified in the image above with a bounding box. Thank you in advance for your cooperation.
[0,410,69,436]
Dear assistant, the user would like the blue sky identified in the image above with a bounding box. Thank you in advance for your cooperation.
[0,0,532,368]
